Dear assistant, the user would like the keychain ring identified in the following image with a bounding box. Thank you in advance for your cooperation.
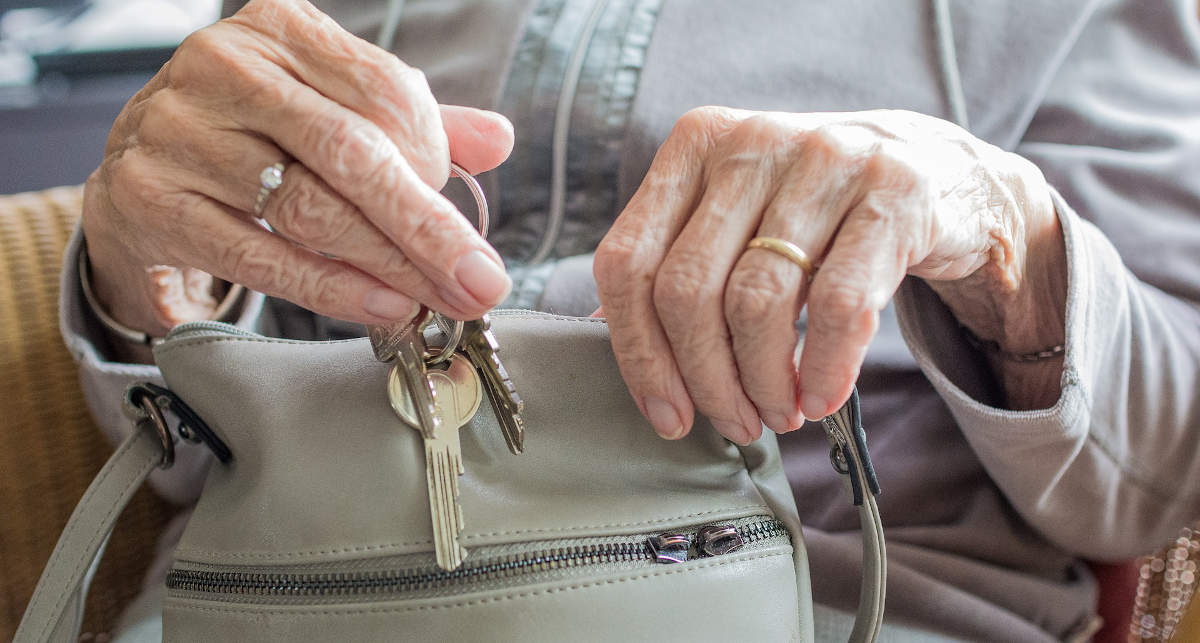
[426,163,488,365]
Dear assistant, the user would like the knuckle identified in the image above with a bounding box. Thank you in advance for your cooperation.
[653,255,717,326]
[866,141,918,182]
[724,265,791,332]
[272,179,356,248]
[729,113,784,149]
[170,26,237,87]
[675,105,725,135]
[106,151,174,213]
[304,268,350,316]
[394,197,460,255]
[316,116,400,183]
[851,197,895,227]
[136,90,189,147]
[243,75,295,112]
[390,61,430,95]
[376,249,421,288]
[593,229,647,298]
[173,27,221,64]
[809,280,871,329]
[221,235,289,292]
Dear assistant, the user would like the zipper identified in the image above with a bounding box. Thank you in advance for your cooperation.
[166,517,788,603]
[166,320,262,341]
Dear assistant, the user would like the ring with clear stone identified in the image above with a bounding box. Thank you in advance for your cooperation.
[253,162,288,216]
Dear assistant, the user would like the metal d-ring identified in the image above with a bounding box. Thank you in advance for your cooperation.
[136,395,175,469]
[425,163,488,366]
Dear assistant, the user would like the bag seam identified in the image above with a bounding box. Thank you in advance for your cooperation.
[155,315,610,356]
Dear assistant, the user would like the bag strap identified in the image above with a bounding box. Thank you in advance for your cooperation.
[16,392,885,643]
[822,389,886,643]
[14,420,163,643]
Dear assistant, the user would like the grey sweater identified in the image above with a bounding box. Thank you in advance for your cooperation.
[61,1,1200,640]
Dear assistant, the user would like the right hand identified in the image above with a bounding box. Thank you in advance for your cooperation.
[82,0,515,338]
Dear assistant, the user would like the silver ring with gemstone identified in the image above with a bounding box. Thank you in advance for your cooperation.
[253,162,287,216]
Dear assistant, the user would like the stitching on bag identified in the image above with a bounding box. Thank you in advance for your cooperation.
[155,316,612,356]
[174,504,772,560]
[166,550,792,617]
[154,336,365,357]
[489,312,609,325]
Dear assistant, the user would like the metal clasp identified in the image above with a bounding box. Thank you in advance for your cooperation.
[125,383,232,468]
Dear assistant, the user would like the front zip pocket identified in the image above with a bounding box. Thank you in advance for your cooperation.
[166,516,789,605]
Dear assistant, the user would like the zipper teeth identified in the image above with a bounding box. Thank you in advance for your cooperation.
[167,519,788,598]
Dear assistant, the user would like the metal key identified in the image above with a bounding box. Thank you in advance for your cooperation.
[388,354,482,570]
[367,311,426,363]
[461,315,525,454]
[377,309,440,439]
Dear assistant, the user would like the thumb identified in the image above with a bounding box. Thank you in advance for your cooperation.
[440,105,515,175]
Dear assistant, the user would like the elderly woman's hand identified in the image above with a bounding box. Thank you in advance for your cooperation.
[83,0,514,338]
[594,107,1067,444]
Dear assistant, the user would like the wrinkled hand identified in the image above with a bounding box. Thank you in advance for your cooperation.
[83,0,515,337]
[595,107,1061,444]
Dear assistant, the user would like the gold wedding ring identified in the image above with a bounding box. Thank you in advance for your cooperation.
[745,237,818,278]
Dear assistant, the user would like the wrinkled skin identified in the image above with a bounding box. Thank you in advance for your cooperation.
[84,0,515,340]
[86,0,1067,442]
[594,107,1066,444]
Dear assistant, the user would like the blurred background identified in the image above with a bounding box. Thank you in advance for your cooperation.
[0,0,219,193]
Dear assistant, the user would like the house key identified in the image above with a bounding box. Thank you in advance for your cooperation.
[388,353,482,570]
[376,308,440,439]
[460,315,525,454]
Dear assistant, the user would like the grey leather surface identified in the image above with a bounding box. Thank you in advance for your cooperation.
[164,547,802,642]
[150,313,812,639]
[21,313,888,642]
[153,314,778,563]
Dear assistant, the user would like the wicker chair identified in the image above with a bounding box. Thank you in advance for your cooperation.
[0,186,174,640]
[0,185,1195,641]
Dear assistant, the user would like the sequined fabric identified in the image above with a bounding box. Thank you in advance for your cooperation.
[1129,525,1200,641]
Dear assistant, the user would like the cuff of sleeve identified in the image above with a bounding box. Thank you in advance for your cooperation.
[893,186,1092,438]
[891,187,1163,557]
[58,224,266,504]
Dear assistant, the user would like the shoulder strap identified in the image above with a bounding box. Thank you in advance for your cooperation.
[16,394,885,643]
[14,422,162,643]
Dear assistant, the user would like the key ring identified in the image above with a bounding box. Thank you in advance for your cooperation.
[425,163,489,366]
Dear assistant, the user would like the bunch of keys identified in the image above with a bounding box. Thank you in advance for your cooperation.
[367,164,525,571]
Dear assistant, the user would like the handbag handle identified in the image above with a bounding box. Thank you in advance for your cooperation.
[15,392,885,643]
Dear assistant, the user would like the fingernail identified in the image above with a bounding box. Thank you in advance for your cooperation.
[762,412,791,433]
[363,288,417,320]
[800,392,828,421]
[644,397,684,439]
[454,249,511,306]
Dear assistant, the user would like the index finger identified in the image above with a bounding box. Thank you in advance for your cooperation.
[227,0,450,187]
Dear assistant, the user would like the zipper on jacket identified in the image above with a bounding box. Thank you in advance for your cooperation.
[166,517,789,603]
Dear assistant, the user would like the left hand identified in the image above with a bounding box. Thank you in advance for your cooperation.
[594,107,1062,444]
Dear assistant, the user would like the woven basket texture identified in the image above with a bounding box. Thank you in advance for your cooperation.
[0,185,173,640]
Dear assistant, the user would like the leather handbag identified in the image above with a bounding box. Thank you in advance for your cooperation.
[16,311,884,642]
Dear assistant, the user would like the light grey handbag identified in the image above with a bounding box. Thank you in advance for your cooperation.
[16,311,884,642]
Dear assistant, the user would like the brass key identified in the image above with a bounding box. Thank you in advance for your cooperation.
[461,315,525,454]
[389,353,482,570]
[376,309,440,439]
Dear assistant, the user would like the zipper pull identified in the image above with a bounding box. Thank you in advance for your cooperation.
[696,525,745,557]
[647,533,691,564]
